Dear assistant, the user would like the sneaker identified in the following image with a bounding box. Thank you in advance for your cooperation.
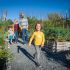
[35,62,41,67]
[10,43,12,45]
[8,47,10,48]
[39,65,43,68]
[33,54,35,59]
[15,42,17,44]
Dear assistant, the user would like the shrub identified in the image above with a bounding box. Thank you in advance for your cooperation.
[43,26,70,42]
[0,19,13,70]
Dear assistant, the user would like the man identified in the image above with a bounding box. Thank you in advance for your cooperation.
[19,13,28,44]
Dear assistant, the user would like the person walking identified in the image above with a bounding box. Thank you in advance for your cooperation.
[28,22,45,67]
[19,13,28,44]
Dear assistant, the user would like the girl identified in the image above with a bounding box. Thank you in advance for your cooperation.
[28,22,45,67]
[13,19,19,43]
[8,27,14,45]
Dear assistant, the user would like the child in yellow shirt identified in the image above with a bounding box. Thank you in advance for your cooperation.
[28,22,45,67]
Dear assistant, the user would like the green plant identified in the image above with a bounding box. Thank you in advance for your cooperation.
[0,38,5,47]
[0,26,5,47]
[0,47,13,70]
[0,19,13,69]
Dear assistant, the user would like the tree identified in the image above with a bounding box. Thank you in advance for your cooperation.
[28,16,38,30]
[48,13,64,27]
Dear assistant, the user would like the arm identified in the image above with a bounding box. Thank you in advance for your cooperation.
[41,33,45,47]
[26,19,28,30]
[19,22,23,31]
[28,32,35,47]
[12,24,14,32]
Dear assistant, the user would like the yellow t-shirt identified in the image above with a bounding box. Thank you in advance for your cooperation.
[29,31,45,46]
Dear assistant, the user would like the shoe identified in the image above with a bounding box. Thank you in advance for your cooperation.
[15,42,17,44]
[23,42,25,44]
[39,65,42,68]
[10,43,12,45]
[35,62,40,67]
[8,47,10,48]
[33,54,35,59]
[36,63,43,68]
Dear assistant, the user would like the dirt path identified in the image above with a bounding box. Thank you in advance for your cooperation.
[7,39,70,70]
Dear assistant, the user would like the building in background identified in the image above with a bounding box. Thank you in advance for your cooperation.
[1,10,7,21]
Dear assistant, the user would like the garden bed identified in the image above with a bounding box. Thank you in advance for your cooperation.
[57,41,70,52]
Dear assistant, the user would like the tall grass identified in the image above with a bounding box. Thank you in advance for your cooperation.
[43,27,70,41]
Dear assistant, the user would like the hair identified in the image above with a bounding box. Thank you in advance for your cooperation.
[14,19,18,23]
[35,21,42,30]
[8,25,13,29]
[20,13,24,19]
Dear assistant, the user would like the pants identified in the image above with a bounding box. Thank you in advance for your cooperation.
[22,28,28,43]
[34,45,41,64]
[14,31,18,43]
[9,35,13,44]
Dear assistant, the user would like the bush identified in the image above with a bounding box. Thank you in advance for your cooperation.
[0,26,5,47]
[43,27,70,42]
[0,38,5,47]
[0,47,13,70]
[0,19,13,70]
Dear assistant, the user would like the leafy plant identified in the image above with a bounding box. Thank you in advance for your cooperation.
[0,19,13,69]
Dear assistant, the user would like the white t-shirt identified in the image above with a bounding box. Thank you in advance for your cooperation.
[8,29,14,37]
[19,18,28,29]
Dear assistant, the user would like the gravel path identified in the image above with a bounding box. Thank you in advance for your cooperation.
[8,39,70,70]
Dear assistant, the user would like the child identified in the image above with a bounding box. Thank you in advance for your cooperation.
[13,19,19,43]
[28,22,45,67]
[8,27,14,45]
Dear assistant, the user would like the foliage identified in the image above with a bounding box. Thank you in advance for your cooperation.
[0,19,13,69]
[28,16,39,36]
[28,14,70,42]
[0,19,13,46]
[0,38,5,47]
[0,47,13,69]
[43,27,70,42]
[0,47,13,59]
[48,13,65,27]
[0,19,13,32]
[0,26,5,47]
[28,17,38,30]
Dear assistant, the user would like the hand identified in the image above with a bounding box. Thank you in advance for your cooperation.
[26,28,28,30]
[20,27,22,31]
[28,43,31,47]
[41,45,44,48]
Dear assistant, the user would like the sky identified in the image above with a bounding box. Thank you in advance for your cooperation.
[0,0,70,20]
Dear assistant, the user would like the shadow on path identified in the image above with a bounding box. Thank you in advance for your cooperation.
[42,47,70,69]
[18,40,23,44]
[17,46,38,66]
